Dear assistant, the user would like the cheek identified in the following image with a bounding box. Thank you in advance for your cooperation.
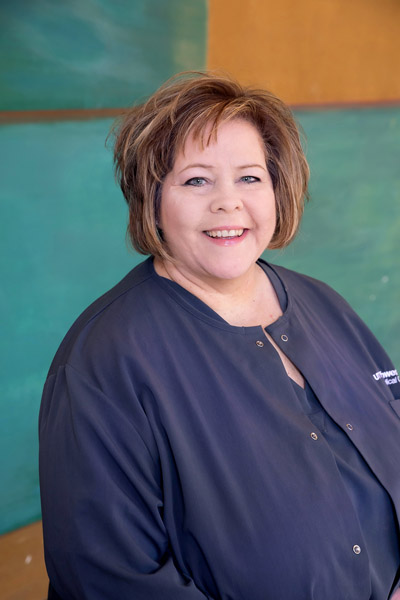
[271,200,277,221]
[159,204,189,240]
[159,193,178,232]
[254,193,276,222]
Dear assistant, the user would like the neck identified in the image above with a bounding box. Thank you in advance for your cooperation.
[153,257,281,327]
[154,256,261,302]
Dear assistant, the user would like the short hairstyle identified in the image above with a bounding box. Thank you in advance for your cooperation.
[112,71,309,259]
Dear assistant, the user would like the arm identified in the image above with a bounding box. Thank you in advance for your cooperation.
[39,364,209,600]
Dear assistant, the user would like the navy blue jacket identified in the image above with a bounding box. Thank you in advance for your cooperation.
[39,258,400,599]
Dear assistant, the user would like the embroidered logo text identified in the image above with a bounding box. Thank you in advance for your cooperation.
[373,369,400,385]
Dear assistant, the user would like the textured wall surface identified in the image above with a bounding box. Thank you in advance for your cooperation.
[0,118,138,533]
[1,0,206,110]
[208,0,400,104]
[1,0,399,539]
[207,0,400,362]
[0,0,207,535]
[267,107,400,366]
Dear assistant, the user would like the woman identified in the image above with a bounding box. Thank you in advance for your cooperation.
[39,72,400,599]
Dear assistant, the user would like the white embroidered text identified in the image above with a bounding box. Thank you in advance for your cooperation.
[372,369,400,385]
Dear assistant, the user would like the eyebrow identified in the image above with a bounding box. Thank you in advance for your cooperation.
[177,163,214,174]
[238,164,267,171]
[177,163,267,174]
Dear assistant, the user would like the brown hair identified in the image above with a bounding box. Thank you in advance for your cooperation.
[112,71,309,259]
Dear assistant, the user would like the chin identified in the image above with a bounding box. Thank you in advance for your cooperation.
[201,260,258,282]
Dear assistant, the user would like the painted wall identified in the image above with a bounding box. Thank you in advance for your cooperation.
[0,0,207,535]
[1,0,399,538]
[266,106,400,364]
[208,0,400,365]
[208,0,400,104]
[0,118,136,533]
[1,0,206,110]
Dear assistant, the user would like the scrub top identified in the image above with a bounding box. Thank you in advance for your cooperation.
[291,380,400,599]
[39,258,400,599]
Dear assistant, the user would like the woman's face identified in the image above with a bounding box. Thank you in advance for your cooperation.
[159,119,276,286]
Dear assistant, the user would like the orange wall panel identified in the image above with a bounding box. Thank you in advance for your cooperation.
[208,0,400,104]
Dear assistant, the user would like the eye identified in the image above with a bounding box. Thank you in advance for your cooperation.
[241,175,260,183]
[184,177,207,187]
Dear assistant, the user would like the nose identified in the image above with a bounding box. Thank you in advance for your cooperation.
[209,184,243,213]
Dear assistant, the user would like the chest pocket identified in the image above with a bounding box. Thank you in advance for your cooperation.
[389,399,400,418]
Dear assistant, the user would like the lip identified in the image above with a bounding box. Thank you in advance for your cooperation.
[203,226,246,231]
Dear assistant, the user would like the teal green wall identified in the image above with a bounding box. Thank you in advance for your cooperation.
[1,0,399,536]
[0,0,207,110]
[0,0,207,534]
[0,119,142,533]
[1,106,399,535]
[268,107,400,365]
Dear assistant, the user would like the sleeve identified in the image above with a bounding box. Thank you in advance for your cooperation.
[39,364,209,600]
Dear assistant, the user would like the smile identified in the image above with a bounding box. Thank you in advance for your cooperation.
[205,229,245,238]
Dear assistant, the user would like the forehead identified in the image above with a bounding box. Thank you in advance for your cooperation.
[177,118,266,159]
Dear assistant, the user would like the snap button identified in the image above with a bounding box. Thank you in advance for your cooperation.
[255,340,264,348]
[346,423,354,431]
[353,545,361,555]
[281,334,288,342]
[310,432,318,440]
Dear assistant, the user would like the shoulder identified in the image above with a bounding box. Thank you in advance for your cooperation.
[263,260,391,359]
[261,259,377,340]
[47,258,167,376]
[264,260,354,313]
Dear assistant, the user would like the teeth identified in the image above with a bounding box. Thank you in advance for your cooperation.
[206,229,244,238]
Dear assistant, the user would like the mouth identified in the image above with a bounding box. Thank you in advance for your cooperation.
[204,228,245,239]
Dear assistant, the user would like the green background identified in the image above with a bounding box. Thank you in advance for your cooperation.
[0,0,207,534]
[269,107,400,355]
[1,107,399,534]
[0,0,206,110]
[1,0,399,536]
